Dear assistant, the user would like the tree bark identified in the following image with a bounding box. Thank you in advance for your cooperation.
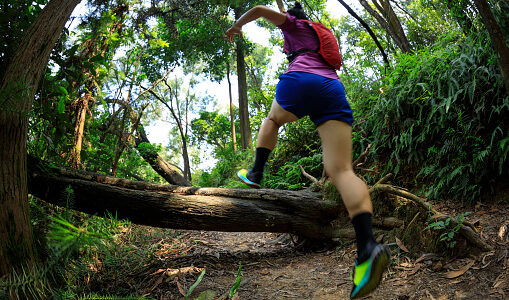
[70,92,90,168]
[473,0,509,95]
[336,0,390,68]
[0,0,81,277]
[235,8,252,150]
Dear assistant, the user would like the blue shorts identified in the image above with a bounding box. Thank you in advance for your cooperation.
[276,72,353,127]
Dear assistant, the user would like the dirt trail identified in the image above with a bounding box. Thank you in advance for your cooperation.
[137,202,509,300]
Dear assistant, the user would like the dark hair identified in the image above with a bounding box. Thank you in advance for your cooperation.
[287,2,308,20]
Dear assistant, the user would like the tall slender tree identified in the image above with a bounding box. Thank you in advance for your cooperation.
[69,3,129,168]
[234,7,253,150]
[226,61,238,152]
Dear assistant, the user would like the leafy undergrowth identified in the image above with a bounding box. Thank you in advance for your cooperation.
[3,194,508,299]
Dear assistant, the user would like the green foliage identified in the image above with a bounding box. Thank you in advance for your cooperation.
[269,118,322,170]
[265,151,323,190]
[261,117,323,189]
[191,110,238,158]
[228,263,242,299]
[0,0,49,79]
[364,31,509,201]
[185,269,206,300]
[0,205,128,299]
[424,211,471,249]
[196,149,252,188]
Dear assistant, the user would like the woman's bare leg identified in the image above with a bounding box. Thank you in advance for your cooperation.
[238,100,299,186]
[317,120,372,218]
[257,100,299,150]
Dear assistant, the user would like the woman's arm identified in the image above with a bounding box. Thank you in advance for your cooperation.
[225,5,286,42]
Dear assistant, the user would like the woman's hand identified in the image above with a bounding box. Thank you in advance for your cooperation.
[225,24,242,43]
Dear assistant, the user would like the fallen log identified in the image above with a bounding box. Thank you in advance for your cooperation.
[27,157,403,241]
[28,156,340,240]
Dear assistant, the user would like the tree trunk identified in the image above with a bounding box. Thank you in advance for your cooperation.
[359,0,413,54]
[134,124,192,186]
[68,4,128,170]
[336,0,391,68]
[226,61,238,152]
[28,156,340,240]
[181,132,191,181]
[473,0,509,94]
[69,92,91,168]
[0,0,81,277]
[235,8,252,150]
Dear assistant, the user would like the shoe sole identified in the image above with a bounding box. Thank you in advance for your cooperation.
[237,170,261,189]
[351,245,390,299]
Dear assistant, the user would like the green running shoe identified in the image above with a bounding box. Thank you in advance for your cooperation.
[237,169,262,189]
[350,243,390,299]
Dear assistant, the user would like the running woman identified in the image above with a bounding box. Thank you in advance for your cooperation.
[225,2,390,298]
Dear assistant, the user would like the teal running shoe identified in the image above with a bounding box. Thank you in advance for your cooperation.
[350,243,390,299]
[237,169,262,189]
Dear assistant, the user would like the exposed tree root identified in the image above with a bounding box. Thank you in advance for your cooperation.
[299,156,491,251]
[371,184,493,251]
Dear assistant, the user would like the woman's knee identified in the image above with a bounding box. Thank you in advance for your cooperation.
[267,115,283,128]
[324,160,353,179]
[268,101,299,125]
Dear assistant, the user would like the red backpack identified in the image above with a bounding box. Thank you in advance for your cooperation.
[284,20,342,70]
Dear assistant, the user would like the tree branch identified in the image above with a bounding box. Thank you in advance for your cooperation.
[336,0,391,68]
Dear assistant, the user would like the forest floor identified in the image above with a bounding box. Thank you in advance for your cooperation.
[91,200,509,300]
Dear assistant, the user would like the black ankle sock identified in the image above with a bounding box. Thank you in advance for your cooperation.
[352,212,377,263]
[252,147,271,173]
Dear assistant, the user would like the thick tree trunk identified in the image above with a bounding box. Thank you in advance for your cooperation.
[0,0,81,277]
[473,0,509,94]
[235,8,252,150]
[134,125,192,186]
[28,157,341,240]
[28,156,490,250]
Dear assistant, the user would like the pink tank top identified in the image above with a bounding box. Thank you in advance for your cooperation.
[278,13,340,80]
